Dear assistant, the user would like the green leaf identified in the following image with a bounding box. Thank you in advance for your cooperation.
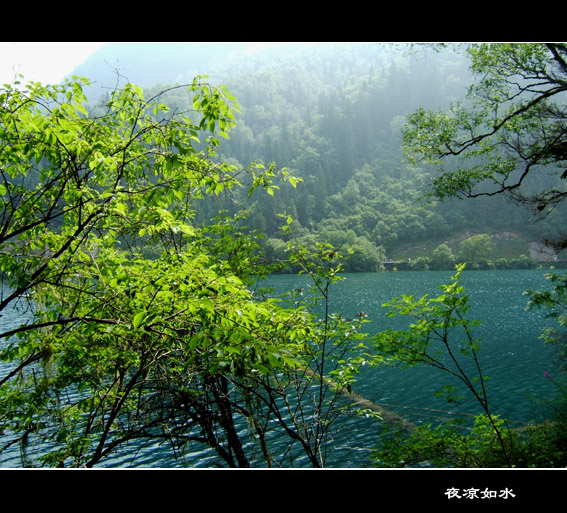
[132,311,146,329]
[200,298,215,314]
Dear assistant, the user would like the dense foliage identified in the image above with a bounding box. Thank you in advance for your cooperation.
[0,76,369,467]
[1,43,566,469]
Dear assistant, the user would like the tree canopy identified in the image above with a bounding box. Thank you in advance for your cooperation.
[0,75,368,467]
[403,43,567,249]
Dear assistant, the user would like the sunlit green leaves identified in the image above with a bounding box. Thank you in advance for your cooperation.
[0,74,371,468]
[190,76,240,139]
[369,263,517,466]
[373,264,486,384]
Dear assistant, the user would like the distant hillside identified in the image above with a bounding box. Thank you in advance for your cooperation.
[70,43,567,270]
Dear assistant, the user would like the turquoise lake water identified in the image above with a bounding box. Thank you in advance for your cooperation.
[0,269,562,468]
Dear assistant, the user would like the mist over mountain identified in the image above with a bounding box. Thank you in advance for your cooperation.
[70,43,566,271]
[71,43,327,97]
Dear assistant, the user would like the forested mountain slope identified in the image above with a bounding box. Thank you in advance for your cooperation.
[73,43,567,271]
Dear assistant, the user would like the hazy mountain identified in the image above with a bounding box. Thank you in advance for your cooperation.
[67,43,565,269]
[69,42,336,99]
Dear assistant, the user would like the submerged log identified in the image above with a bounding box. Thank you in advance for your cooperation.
[345,390,416,433]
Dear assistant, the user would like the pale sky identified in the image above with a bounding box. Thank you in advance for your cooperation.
[0,42,107,85]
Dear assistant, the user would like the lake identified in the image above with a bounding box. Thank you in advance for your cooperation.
[0,268,561,468]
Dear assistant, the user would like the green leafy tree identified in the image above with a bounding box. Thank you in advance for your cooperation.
[431,243,456,270]
[522,274,567,467]
[370,265,516,467]
[525,273,567,414]
[0,75,366,468]
[458,234,493,263]
[403,43,567,248]
[275,234,372,466]
[526,273,567,368]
